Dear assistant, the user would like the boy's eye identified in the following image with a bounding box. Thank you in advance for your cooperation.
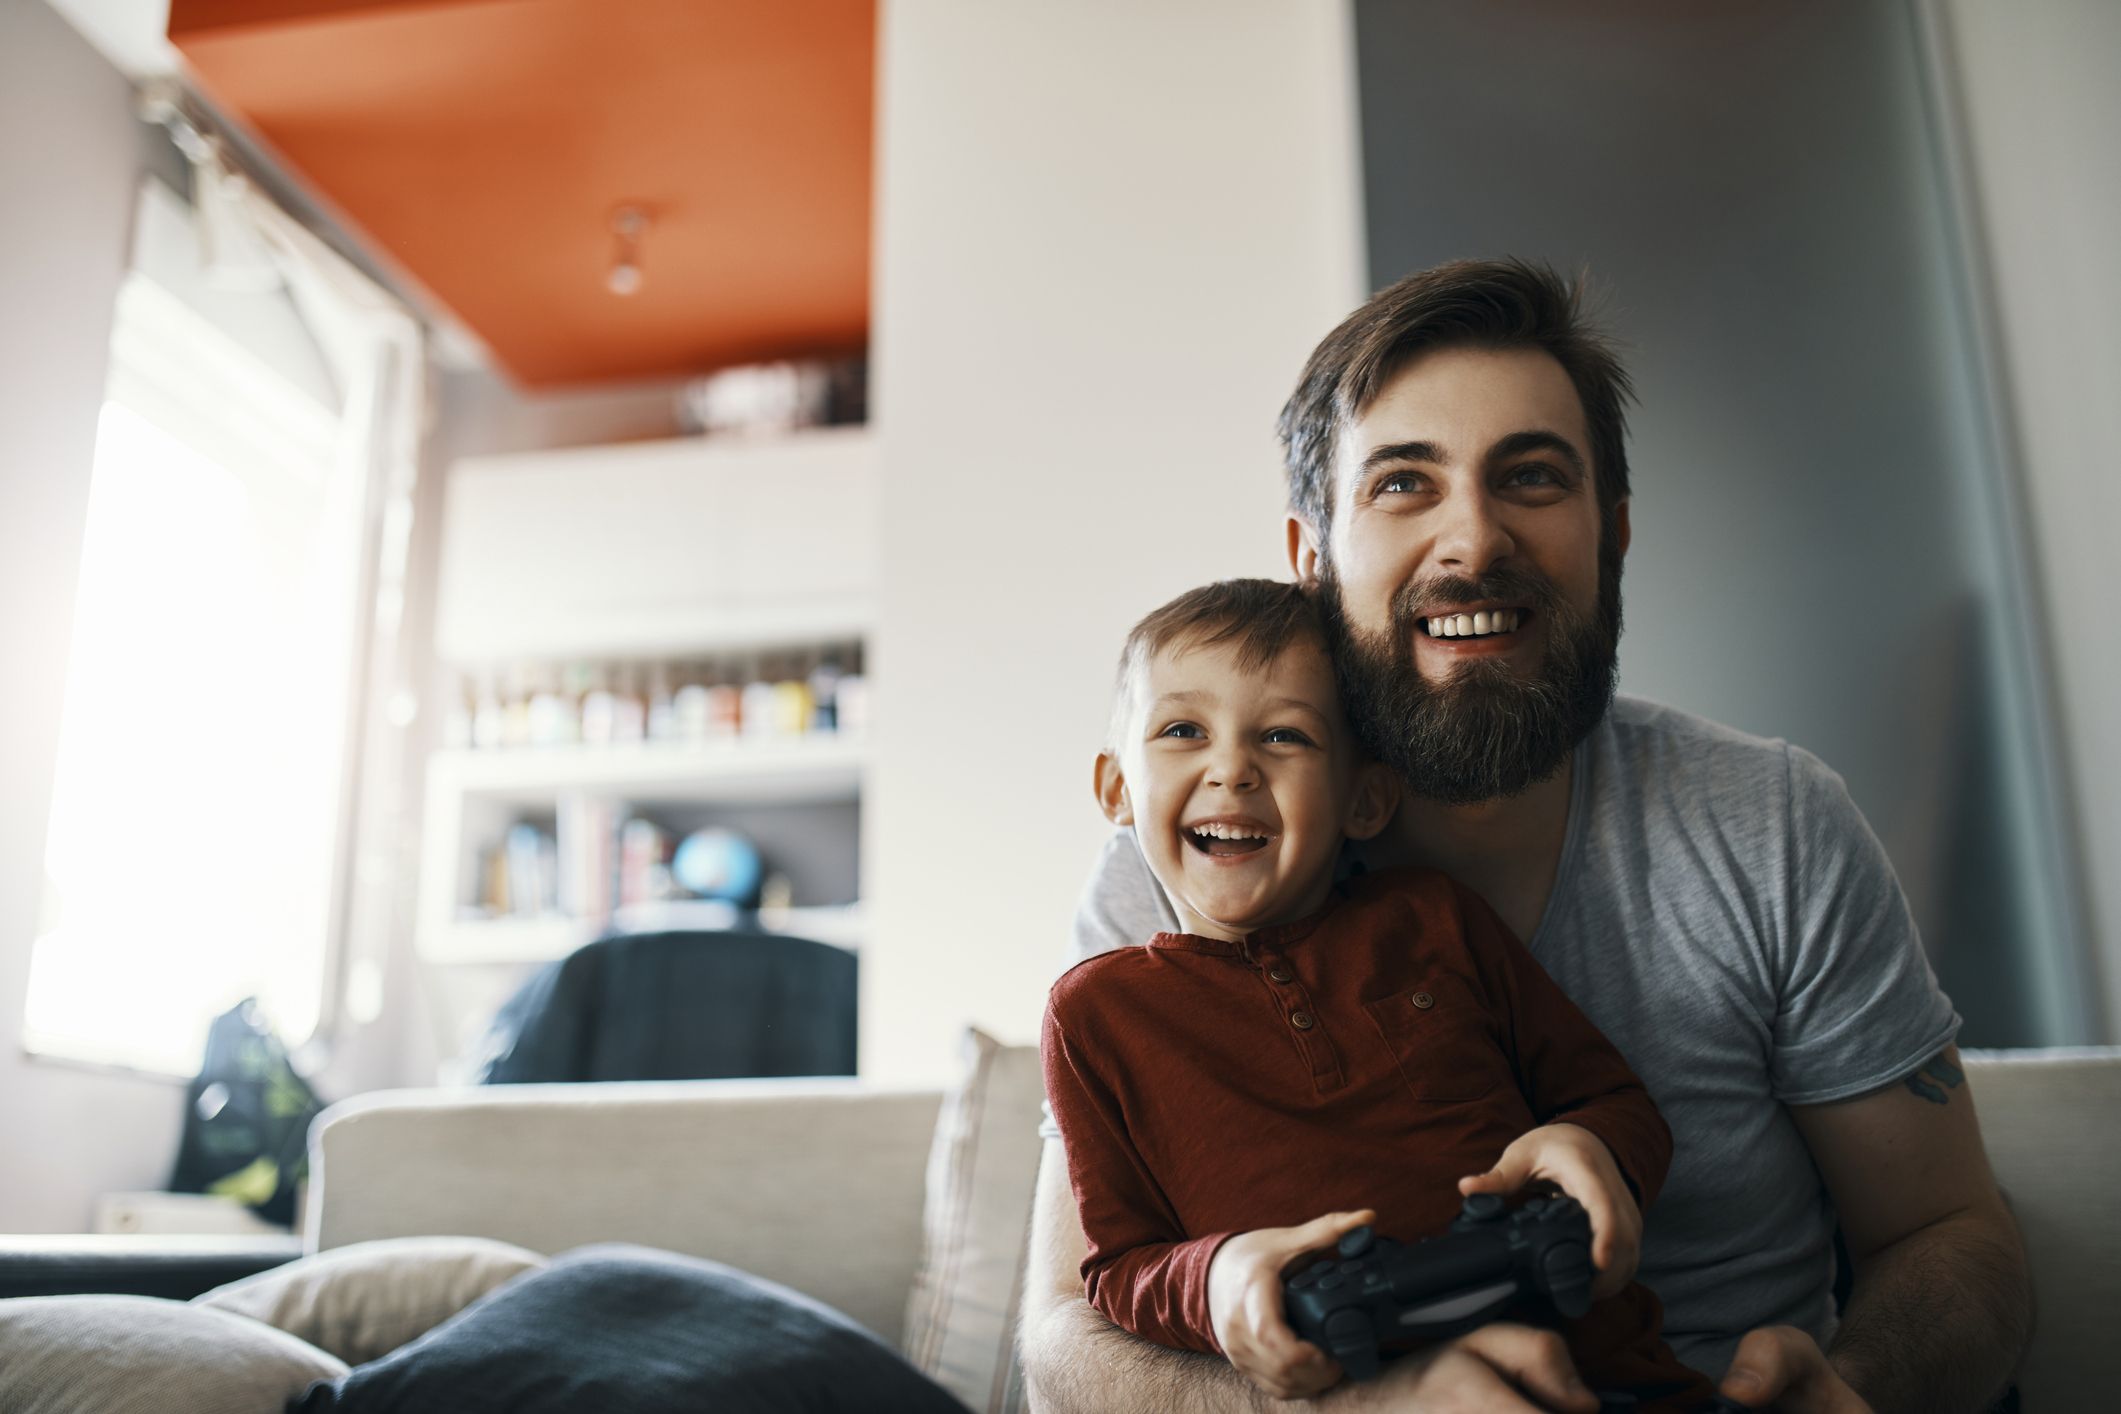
[1263,727,1315,746]
[1157,722,1204,740]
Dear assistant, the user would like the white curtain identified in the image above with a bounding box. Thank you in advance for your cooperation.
[192,134,428,1046]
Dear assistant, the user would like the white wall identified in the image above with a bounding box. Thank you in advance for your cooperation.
[1936,0,2121,1037]
[0,1,186,1231]
[861,0,1364,1081]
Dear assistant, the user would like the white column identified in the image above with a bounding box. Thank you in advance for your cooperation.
[863,0,1365,1080]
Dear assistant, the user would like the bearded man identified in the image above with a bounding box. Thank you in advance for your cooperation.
[1020,259,2030,1414]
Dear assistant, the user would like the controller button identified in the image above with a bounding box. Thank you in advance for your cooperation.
[1290,1011,1315,1030]
[1290,1269,1317,1289]
[1337,1227,1374,1258]
[1411,991,1435,1009]
[1269,966,1293,983]
[1316,1273,1344,1292]
[1461,1193,1506,1223]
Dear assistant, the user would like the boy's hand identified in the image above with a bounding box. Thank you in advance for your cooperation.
[1206,1207,1376,1399]
[1459,1123,1641,1299]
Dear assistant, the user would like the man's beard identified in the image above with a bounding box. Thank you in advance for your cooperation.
[1318,534,1623,806]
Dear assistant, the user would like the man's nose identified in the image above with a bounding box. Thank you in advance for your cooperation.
[1432,488,1515,575]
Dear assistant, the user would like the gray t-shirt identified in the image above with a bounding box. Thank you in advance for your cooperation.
[1061,696,1960,1377]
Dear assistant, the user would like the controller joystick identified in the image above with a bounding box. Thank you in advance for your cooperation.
[1282,1194,1597,1383]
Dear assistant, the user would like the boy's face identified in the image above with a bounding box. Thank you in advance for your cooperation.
[1097,635,1395,942]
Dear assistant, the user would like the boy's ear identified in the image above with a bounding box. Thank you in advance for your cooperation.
[1343,761,1400,842]
[1093,751,1134,826]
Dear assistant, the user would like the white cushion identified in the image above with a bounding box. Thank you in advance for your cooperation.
[901,1028,1047,1414]
[195,1235,546,1365]
[0,1293,346,1414]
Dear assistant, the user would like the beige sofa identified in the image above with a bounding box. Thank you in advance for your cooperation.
[301,1047,2121,1410]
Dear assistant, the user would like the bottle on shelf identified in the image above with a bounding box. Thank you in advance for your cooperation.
[645,661,676,742]
[740,657,778,741]
[527,664,577,747]
[502,662,533,748]
[773,655,814,737]
[611,662,648,744]
[470,668,505,751]
[673,662,711,742]
[443,672,475,751]
[706,662,744,741]
[836,645,868,737]
[579,663,617,746]
[808,650,844,733]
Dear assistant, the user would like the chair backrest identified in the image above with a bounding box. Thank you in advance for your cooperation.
[1963,1046,2121,1409]
[475,929,858,1084]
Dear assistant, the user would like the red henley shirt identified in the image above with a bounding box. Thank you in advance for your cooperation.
[1042,865,1713,1404]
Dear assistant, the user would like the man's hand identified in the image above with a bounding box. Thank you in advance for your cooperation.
[1720,1325,1876,1413]
[1458,1122,1641,1297]
[1207,1208,1375,1399]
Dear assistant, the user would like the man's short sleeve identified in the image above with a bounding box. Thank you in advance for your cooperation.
[1769,745,1962,1105]
[1041,831,1180,1142]
[1069,828,1176,965]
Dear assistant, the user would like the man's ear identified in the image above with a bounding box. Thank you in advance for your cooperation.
[1093,751,1134,826]
[1286,514,1323,585]
[1343,761,1400,842]
[1614,498,1631,559]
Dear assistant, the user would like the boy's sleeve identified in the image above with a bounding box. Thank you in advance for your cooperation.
[1039,991,1235,1354]
[1451,884,1674,1210]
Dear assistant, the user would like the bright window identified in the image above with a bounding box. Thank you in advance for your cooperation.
[25,266,367,1076]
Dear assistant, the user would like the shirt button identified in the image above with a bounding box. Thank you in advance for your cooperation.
[1290,1011,1315,1030]
[1269,966,1293,983]
[1411,991,1435,1010]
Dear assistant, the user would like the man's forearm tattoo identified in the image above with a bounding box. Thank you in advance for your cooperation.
[1903,1052,1966,1106]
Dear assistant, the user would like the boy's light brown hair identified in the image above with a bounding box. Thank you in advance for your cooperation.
[1107,578,1330,750]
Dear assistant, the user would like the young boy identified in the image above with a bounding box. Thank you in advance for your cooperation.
[1041,578,1717,1411]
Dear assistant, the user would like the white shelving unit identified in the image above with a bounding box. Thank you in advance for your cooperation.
[415,736,866,966]
[417,427,874,973]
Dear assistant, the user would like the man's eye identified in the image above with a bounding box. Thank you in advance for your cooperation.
[1378,472,1421,495]
[1158,722,1204,740]
[1508,463,1561,488]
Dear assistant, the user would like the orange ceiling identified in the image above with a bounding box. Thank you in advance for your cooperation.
[170,0,874,389]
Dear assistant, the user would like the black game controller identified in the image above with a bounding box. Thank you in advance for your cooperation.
[1282,1192,1595,1382]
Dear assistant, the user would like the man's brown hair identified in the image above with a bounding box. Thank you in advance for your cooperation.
[1108,578,1328,748]
[1277,257,1636,536]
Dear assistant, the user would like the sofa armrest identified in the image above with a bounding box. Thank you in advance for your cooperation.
[305,1077,945,1345]
[0,1234,304,1301]
[1962,1047,2121,1412]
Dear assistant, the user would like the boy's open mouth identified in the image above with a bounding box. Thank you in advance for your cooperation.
[1418,606,1529,640]
[1184,819,1273,857]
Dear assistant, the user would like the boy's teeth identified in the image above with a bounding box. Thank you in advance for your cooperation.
[1427,608,1521,639]
[1191,822,1266,840]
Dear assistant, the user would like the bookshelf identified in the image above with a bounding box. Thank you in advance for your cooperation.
[418,427,874,972]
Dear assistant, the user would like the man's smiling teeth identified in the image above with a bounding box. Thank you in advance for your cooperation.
[1426,608,1523,638]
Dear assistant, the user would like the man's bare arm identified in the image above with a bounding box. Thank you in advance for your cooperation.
[1018,1140,1594,1414]
[1788,1046,2031,1414]
[1020,1140,1298,1414]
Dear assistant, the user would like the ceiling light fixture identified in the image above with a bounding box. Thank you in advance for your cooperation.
[607,205,648,296]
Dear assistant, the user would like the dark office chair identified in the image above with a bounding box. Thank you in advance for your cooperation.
[472,927,858,1084]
